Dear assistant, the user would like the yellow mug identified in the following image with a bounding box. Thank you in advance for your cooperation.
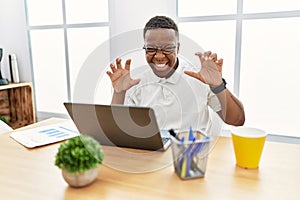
[231,127,267,169]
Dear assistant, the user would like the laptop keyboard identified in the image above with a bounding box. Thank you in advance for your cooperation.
[162,137,171,144]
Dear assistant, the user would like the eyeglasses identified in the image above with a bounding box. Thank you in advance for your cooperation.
[142,46,177,55]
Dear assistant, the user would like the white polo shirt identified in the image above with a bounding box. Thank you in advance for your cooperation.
[125,59,221,132]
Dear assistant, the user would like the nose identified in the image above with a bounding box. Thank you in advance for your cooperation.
[154,49,165,58]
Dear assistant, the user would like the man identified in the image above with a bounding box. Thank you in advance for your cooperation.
[106,16,245,131]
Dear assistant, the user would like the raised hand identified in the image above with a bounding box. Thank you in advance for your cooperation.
[184,51,223,87]
[106,58,140,93]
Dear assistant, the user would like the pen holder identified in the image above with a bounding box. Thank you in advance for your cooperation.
[171,130,210,180]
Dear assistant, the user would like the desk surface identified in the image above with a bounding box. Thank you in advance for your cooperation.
[0,118,300,200]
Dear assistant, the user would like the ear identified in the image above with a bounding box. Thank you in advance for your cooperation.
[176,42,180,54]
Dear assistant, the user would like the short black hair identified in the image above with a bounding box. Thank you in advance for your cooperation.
[143,16,179,39]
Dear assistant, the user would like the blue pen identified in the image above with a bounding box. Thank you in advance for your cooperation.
[185,143,196,177]
[190,136,211,171]
[188,126,194,141]
[184,126,196,177]
[180,136,185,143]
[181,134,192,178]
[192,136,211,156]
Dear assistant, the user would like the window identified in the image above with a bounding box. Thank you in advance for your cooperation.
[30,29,67,113]
[179,21,236,91]
[178,0,236,16]
[25,0,109,116]
[26,0,63,26]
[240,17,300,136]
[243,0,300,13]
[65,0,108,23]
[178,0,300,137]
[67,27,109,100]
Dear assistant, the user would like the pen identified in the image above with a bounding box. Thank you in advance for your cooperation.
[181,156,187,178]
[190,136,211,171]
[180,126,196,178]
[188,126,194,141]
[168,129,180,141]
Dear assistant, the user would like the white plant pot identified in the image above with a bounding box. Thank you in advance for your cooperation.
[62,167,99,187]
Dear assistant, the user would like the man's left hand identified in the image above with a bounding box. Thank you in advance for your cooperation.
[184,51,223,87]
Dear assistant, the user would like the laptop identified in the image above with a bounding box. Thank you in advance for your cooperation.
[64,102,172,151]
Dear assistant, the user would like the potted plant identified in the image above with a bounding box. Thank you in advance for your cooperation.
[55,134,104,187]
[0,116,9,124]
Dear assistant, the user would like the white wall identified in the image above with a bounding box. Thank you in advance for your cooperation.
[0,0,32,82]
[109,0,176,37]
[0,0,176,83]
[108,0,177,60]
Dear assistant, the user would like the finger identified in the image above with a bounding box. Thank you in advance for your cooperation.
[184,70,206,83]
[203,51,212,57]
[216,58,223,72]
[107,71,120,82]
[217,58,223,65]
[196,51,211,62]
[106,71,112,77]
[184,71,201,80]
[210,53,217,62]
[195,52,203,57]
[125,59,131,71]
[116,58,122,69]
[203,51,212,61]
[130,78,141,86]
[110,63,117,72]
[195,52,205,63]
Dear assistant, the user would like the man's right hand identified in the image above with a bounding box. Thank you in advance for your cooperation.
[106,58,140,93]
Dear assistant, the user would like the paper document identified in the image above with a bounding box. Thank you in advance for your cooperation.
[10,120,80,148]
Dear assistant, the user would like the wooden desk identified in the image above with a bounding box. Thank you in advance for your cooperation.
[0,118,300,200]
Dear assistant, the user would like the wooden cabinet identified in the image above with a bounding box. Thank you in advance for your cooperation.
[0,82,36,129]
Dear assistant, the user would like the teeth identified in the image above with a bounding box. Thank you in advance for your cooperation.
[156,64,166,68]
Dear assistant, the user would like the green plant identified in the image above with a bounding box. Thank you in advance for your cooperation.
[0,116,9,124]
[55,135,104,174]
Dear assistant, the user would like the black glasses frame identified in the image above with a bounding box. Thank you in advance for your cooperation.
[142,46,177,55]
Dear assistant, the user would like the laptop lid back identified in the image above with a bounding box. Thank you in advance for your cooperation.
[64,103,167,151]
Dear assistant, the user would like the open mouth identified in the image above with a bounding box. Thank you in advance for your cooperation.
[153,63,169,71]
